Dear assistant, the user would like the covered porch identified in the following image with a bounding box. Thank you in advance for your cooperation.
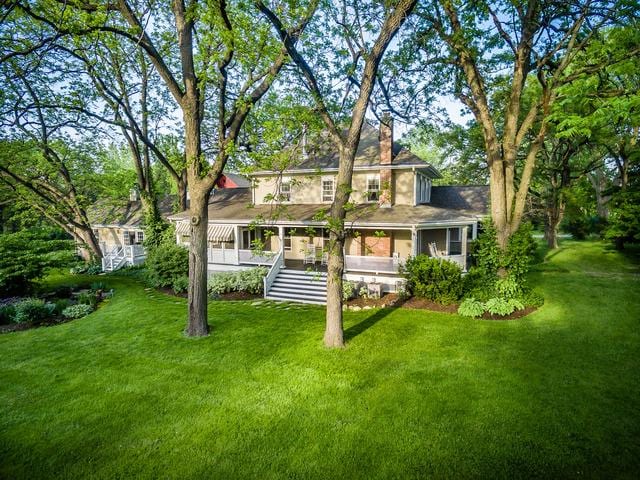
[175,221,476,274]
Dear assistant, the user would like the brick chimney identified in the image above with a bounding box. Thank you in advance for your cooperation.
[379,111,393,207]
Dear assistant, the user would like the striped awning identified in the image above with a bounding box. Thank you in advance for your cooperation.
[175,221,190,235]
[207,224,234,242]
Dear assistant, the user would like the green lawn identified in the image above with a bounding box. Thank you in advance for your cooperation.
[1,240,639,479]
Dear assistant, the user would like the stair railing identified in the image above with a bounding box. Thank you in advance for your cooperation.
[263,250,284,298]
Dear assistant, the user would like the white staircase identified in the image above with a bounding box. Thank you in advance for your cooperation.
[265,268,327,305]
[102,247,128,272]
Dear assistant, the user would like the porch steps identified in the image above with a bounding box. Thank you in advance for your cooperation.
[266,268,327,305]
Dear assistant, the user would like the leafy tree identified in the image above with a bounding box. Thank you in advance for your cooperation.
[0,230,74,295]
[8,0,317,336]
[411,0,637,251]
[258,0,418,347]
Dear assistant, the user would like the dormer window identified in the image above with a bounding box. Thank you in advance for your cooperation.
[416,173,431,204]
[322,178,335,202]
[280,178,291,202]
[366,175,380,202]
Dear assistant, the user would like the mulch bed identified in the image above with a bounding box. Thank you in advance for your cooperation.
[216,291,262,301]
[345,293,538,320]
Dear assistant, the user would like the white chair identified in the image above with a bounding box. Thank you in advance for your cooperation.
[428,242,442,258]
[392,252,400,265]
[321,250,329,266]
[304,244,316,264]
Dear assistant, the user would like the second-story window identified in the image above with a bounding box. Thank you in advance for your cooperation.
[280,179,291,202]
[366,175,380,202]
[322,178,334,202]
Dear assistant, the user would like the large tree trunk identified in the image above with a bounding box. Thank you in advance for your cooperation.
[324,231,345,347]
[186,188,210,336]
[544,193,565,249]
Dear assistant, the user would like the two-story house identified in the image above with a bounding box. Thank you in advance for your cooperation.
[169,116,488,304]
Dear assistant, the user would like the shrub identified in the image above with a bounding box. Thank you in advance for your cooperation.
[237,268,268,294]
[13,298,50,323]
[70,263,102,275]
[145,242,189,288]
[0,231,75,295]
[62,304,94,319]
[208,272,237,295]
[401,255,463,304]
[343,280,356,301]
[207,267,267,296]
[172,276,189,294]
[458,297,485,318]
[471,222,536,286]
[77,292,98,308]
[484,297,524,317]
[0,304,16,324]
[90,282,107,291]
[53,298,72,314]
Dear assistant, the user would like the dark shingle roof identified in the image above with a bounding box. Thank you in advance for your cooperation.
[88,195,176,228]
[252,122,440,176]
[169,185,489,226]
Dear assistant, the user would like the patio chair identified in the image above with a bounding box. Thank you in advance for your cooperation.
[303,244,316,265]
[392,252,400,265]
[321,250,329,266]
[428,242,442,258]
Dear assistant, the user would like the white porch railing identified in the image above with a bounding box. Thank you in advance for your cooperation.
[239,249,276,265]
[208,248,239,265]
[344,254,465,274]
[124,244,146,260]
[263,251,284,296]
[345,255,402,274]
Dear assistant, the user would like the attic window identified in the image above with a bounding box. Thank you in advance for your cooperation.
[322,178,334,202]
[366,176,380,202]
[417,173,431,204]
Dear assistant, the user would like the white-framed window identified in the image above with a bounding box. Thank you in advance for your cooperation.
[279,177,292,203]
[448,227,462,255]
[284,228,296,251]
[416,173,431,204]
[322,177,335,202]
[366,175,380,202]
[136,231,144,244]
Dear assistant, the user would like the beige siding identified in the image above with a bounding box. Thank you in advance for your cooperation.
[253,169,418,206]
[393,170,414,206]
[392,229,412,258]
[98,227,123,248]
[253,174,333,205]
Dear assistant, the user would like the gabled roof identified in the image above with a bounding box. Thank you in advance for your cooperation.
[216,172,251,188]
[250,122,441,177]
[168,185,489,227]
[88,195,175,228]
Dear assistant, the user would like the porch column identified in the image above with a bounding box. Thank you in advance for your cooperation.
[411,227,418,257]
[234,225,240,265]
[462,225,468,272]
[472,222,478,240]
[278,226,284,256]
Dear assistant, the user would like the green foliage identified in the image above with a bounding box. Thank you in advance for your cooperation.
[70,263,102,275]
[145,241,189,289]
[521,290,545,308]
[207,267,267,296]
[0,304,16,324]
[0,231,75,295]
[484,297,525,317]
[457,297,485,318]
[90,282,107,291]
[172,276,189,295]
[77,292,98,308]
[62,304,94,319]
[605,188,640,248]
[13,298,50,324]
[401,255,463,304]
[143,217,170,251]
[471,222,537,286]
[342,280,356,301]
[53,298,72,315]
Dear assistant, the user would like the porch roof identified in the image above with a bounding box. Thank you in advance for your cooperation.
[168,185,489,228]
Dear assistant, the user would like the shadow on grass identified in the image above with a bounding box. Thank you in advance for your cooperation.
[344,306,400,342]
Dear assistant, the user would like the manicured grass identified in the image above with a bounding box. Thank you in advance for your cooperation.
[1,240,639,479]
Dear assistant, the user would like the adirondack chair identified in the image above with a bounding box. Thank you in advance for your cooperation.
[428,242,442,258]
[304,244,316,264]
